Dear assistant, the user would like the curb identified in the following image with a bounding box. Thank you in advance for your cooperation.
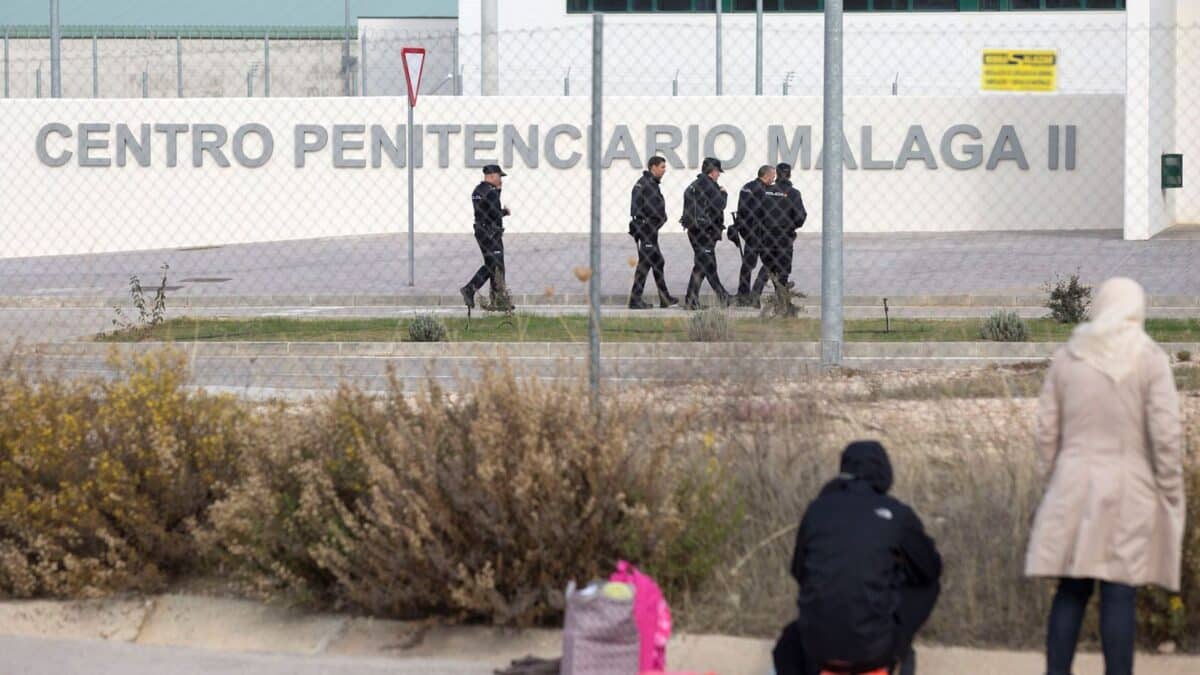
[6,292,1200,310]
[22,341,1200,360]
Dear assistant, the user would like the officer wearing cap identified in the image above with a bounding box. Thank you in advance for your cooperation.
[750,162,807,309]
[628,156,678,309]
[461,164,514,312]
[680,157,732,310]
[732,164,776,306]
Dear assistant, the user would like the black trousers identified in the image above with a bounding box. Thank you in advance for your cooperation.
[753,231,796,297]
[1046,578,1135,675]
[737,236,762,297]
[773,581,940,675]
[685,228,728,301]
[630,228,671,300]
[467,226,505,293]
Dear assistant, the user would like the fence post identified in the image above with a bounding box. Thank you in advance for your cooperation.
[49,0,62,97]
[715,0,722,95]
[263,33,270,97]
[563,66,570,96]
[755,0,764,95]
[246,66,254,97]
[342,0,352,95]
[92,34,98,97]
[452,30,461,95]
[36,65,42,98]
[482,0,500,95]
[360,29,367,96]
[820,0,844,369]
[176,34,183,97]
[672,69,678,96]
[142,68,148,98]
[3,29,9,98]
[588,13,603,411]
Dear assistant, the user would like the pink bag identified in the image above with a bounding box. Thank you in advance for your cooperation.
[609,560,672,672]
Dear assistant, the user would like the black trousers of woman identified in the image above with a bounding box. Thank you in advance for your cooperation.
[1046,577,1136,675]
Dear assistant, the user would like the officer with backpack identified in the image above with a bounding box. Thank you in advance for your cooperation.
[774,441,942,675]
[680,157,731,310]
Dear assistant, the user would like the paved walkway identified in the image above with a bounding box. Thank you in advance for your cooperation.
[3,229,1200,301]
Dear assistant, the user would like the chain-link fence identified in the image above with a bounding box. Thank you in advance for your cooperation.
[1,13,1198,395]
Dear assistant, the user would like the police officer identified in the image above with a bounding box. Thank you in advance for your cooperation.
[751,162,807,308]
[732,165,776,306]
[628,156,678,309]
[461,164,514,312]
[680,157,731,310]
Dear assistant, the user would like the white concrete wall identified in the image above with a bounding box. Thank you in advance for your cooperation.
[0,93,1123,259]
[1174,6,1199,225]
[2,37,350,98]
[358,18,458,99]
[457,1,1127,96]
[1124,0,1177,239]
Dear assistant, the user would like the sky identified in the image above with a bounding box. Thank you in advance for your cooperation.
[0,1,458,26]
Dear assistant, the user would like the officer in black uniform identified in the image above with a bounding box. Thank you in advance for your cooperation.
[751,162,807,306]
[461,164,513,311]
[732,164,776,306]
[628,156,678,309]
[680,157,731,310]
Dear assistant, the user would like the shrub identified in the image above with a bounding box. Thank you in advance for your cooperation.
[407,314,448,342]
[1045,272,1092,324]
[205,367,742,625]
[0,351,247,598]
[688,308,732,342]
[980,311,1030,342]
[1178,351,1192,363]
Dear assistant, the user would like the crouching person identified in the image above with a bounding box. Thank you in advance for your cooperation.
[774,441,942,675]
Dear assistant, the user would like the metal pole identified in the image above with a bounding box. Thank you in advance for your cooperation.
[715,0,722,95]
[407,101,415,286]
[481,0,499,95]
[3,30,9,98]
[49,0,61,97]
[588,13,603,409]
[672,69,678,96]
[176,34,183,97]
[452,30,461,95]
[263,33,270,97]
[342,0,351,96]
[563,66,569,96]
[36,66,42,98]
[92,34,98,97]
[755,0,764,95]
[360,30,367,96]
[246,67,254,97]
[142,68,148,98]
[820,0,844,369]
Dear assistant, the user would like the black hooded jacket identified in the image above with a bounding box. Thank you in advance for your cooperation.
[790,441,942,668]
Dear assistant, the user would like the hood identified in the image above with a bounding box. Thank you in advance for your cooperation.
[836,441,893,494]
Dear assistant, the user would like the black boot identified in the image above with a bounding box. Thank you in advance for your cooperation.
[628,296,652,310]
[683,296,702,311]
[659,292,679,308]
[460,285,476,310]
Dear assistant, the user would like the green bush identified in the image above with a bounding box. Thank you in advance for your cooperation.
[1045,272,1092,324]
[0,351,247,598]
[1178,351,1192,363]
[688,308,732,342]
[407,315,448,342]
[980,311,1030,342]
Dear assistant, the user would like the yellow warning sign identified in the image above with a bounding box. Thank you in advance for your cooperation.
[981,50,1057,92]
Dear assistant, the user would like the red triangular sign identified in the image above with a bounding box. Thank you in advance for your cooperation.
[401,47,426,108]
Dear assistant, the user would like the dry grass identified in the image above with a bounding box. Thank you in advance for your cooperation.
[1,350,1197,650]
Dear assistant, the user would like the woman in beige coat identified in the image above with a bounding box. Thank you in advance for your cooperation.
[1025,277,1185,675]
